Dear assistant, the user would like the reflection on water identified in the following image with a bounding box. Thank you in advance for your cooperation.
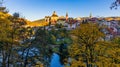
[50,53,64,67]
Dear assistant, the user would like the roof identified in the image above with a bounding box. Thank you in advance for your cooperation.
[51,14,58,17]
[51,11,58,17]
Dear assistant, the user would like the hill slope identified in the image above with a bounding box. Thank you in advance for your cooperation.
[27,19,49,27]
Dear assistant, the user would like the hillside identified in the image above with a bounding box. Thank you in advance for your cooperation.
[27,19,49,27]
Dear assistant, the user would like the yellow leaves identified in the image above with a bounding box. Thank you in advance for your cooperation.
[96,61,117,67]
[35,63,43,67]
[68,23,120,66]
[70,58,86,67]
[71,23,104,45]
[68,43,81,58]
[113,37,120,47]
[116,64,120,67]
[0,12,12,31]
[0,12,11,19]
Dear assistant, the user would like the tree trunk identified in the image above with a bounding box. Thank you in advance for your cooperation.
[2,50,7,67]
[23,48,30,67]
[89,48,93,67]
[85,45,89,67]
[2,61,6,67]
[7,44,12,67]
[7,31,14,67]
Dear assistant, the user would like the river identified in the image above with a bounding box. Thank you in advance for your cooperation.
[50,53,64,67]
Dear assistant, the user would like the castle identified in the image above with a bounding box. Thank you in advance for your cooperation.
[45,11,68,25]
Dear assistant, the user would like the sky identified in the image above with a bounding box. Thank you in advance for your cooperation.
[3,0,120,21]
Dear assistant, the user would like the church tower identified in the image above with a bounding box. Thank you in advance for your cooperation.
[66,12,68,21]
[51,11,59,25]
[89,12,92,18]
[53,11,57,16]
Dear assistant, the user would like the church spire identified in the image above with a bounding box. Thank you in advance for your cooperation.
[66,12,68,21]
[53,11,56,15]
[89,12,92,18]
[66,12,68,17]
[52,11,58,17]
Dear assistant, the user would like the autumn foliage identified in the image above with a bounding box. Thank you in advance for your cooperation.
[68,23,120,67]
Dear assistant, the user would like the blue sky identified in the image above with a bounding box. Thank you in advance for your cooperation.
[3,0,120,21]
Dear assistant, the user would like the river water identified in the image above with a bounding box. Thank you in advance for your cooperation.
[50,53,64,67]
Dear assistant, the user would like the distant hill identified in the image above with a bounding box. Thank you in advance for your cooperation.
[32,19,45,23]
[27,19,49,27]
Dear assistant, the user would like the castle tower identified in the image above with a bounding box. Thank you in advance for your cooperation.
[66,12,68,21]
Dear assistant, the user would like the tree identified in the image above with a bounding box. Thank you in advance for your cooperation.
[68,23,104,67]
[34,28,53,67]
[0,0,8,13]
[19,27,34,67]
[112,37,120,64]
[0,11,12,67]
[0,11,29,67]
[68,23,120,67]
[13,12,20,18]
[111,0,120,9]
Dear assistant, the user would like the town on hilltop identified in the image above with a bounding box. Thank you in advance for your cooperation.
[25,11,120,41]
